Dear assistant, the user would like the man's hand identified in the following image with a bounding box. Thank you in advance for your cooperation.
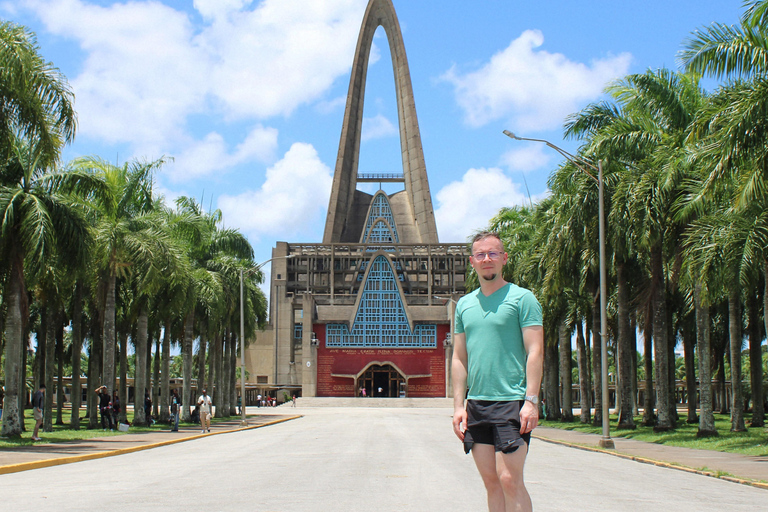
[519,400,539,434]
[452,408,467,441]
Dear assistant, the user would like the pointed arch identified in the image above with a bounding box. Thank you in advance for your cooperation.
[323,0,438,244]
[361,191,399,243]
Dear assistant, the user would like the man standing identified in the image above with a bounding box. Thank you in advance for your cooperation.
[198,389,212,433]
[31,384,45,441]
[95,385,114,431]
[452,231,544,512]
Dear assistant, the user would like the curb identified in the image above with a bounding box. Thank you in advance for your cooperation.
[532,434,768,491]
[0,415,302,476]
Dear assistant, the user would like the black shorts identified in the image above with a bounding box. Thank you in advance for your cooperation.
[463,400,531,454]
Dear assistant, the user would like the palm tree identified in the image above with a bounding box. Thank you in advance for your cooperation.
[0,139,88,436]
[66,156,176,399]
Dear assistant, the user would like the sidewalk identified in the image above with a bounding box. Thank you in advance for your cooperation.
[533,426,768,488]
[0,413,299,475]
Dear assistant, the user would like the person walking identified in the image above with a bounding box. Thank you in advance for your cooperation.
[198,389,212,433]
[451,231,544,512]
[144,389,153,425]
[31,384,45,441]
[170,389,180,432]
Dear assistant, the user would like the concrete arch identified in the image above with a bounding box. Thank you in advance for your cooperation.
[323,0,438,245]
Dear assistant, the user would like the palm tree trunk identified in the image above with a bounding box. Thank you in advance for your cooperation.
[683,327,697,424]
[230,334,238,414]
[642,301,655,426]
[134,308,149,426]
[0,254,26,437]
[544,336,560,421]
[651,249,673,431]
[152,329,160,418]
[55,319,65,425]
[44,303,56,432]
[160,322,171,422]
[118,330,128,424]
[207,334,218,400]
[182,312,194,422]
[728,290,746,432]
[616,261,635,429]
[559,322,573,421]
[748,291,764,427]
[197,336,207,397]
[70,281,83,429]
[576,321,591,424]
[694,282,717,437]
[103,272,117,395]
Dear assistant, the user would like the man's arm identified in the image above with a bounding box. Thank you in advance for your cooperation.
[520,325,544,434]
[451,332,468,441]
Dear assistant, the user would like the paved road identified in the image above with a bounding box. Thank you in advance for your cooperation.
[1,407,764,511]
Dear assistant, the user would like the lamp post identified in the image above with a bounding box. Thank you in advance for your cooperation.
[239,254,295,426]
[503,130,614,449]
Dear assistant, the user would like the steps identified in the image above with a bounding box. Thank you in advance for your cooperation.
[292,397,453,408]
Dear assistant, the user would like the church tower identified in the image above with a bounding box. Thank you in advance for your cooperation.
[323,0,439,245]
[244,0,467,402]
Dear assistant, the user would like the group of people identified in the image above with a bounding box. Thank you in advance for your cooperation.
[255,394,277,407]
[95,385,122,431]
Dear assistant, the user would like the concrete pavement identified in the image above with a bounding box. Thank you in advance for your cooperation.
[0,402,766,511]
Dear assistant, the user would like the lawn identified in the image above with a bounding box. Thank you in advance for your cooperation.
[540,413,768,457]
[0,406,231,449]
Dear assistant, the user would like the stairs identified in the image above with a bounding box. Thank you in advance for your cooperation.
[293,397,452,408]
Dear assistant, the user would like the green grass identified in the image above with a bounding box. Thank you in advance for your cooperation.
[540,413,768,457]
[0,407,234,449]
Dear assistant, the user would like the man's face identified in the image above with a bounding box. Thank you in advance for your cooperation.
[470,236,508,283]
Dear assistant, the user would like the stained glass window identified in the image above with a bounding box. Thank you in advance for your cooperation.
[326,255,436,348]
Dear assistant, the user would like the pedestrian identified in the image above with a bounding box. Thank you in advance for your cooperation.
[112,391,122,427]
[144,389,153,425]
[95,385,114,431]
[237,395,242,415]
[362,387,366,398]
[451,231,544,512]
[0,385,5,422]
[257,393,262,408]
[170,389,180,432]
[291,394,296,407]
[198,389,212,433]
[31,384,45,441]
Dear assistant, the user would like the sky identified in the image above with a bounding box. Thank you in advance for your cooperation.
[2,0,746,287]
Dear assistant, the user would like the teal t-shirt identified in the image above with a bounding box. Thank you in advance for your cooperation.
[454,283,543,400]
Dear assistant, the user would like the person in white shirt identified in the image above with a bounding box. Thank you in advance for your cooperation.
[197,389,212,433]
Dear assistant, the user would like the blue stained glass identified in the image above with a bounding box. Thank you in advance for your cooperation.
[326,256,436,348]
[362,193,399,243]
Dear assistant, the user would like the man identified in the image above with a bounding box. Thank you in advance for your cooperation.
[198,389,212,433]
[170,389,180,432]
[95,385,114,431]
[452,231,544,512]
[31,384,45,441]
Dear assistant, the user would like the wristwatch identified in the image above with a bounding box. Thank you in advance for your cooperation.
[524,395,539,405]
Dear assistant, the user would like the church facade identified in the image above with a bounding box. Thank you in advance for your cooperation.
[242,0,468,400]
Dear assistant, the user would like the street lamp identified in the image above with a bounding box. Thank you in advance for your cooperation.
[239,254,295,426]
[503,130,614,449]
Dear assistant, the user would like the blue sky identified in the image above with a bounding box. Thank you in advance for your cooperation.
[3,0,744,281]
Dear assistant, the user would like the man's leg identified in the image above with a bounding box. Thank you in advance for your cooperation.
[471,444,506,512]
[495,444,531,512]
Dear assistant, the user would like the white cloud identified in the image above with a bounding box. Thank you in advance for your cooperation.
[164,124,278,182]
[361,114,396,141]
[23,0,366,147]
[442,29,632,131]
[435,167,527,242]
[218,142,333,239]
[500,145,552,173]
